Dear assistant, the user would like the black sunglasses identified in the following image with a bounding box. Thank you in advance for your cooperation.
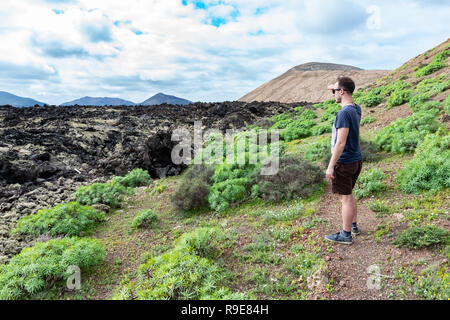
[331,88,346,94]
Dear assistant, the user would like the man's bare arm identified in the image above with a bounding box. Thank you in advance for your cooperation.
[328,127,349,169]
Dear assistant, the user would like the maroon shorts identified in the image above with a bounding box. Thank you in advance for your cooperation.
[332,160,362,195]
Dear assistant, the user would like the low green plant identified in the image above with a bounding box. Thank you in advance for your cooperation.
[284,251,325,280]
[375,109,440,153]
[396,129,450,194]
[416,48,449,77]
[408,93,430,111]
[368,199,391,214]
[254,155,324,202]
[0,237,105,300]
[208,162,260,212]
[444,94,450,114]
[414,262,449,300]
[303,137,330,167]
[353,168,387,199]
[320,103,341,123]
[280,119,316,141]
[75,181,130,208]
[361,116,376,126]
[374,221,393,242]
[149,180,168,196]
[392,225,449,249]
[299,109,317,120]
[303,137,378,167]
[11,202,105,237]
[380,80,411,97]
[360,139,380,162]
[174,227,234,259]
[110,168,151,188]
[113,227,245,300]
[310,124,331,136]
[415,75,450,97]
[170,164,214,213]
[355,89,382,108]
[386,89,412,108]
[241,231,280,265]
[131,209,158,230]
[261,203,304,225]
[313,99,337,109]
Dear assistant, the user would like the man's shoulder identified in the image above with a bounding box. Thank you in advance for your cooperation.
[340,104,361,115]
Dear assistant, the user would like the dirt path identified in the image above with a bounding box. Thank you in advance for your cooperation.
[314,182,389,299]
[314,179,444,300]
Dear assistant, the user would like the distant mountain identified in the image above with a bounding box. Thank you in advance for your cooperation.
[239,62,389,103]
[60,96,136,106]
[139,93,191,106]
[0,91,46,107]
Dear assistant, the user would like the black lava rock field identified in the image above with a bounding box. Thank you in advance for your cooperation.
[0,101,309,262]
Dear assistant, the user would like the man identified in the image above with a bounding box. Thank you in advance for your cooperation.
[325,76,363,245]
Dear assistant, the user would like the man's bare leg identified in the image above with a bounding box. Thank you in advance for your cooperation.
[340,194,356,232]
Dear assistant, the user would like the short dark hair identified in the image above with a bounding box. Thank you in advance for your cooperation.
[337,76,355,94]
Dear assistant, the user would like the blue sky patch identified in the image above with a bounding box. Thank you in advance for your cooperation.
[182,0,240,27]
[81,22,113,42]
[52,9,64,14]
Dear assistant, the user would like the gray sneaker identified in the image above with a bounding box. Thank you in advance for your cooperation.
[325,231,353,245]
[351,226,361,236]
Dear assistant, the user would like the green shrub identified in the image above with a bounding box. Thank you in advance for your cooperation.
[355,89,382,108]
[375,109,440,153]
[149,180,168,195]
[387,89,412,108]
[75,181,129,208]
[270,113,291,123]
[278,119,316,141]
[260,203,304,225]
[303,137,331,168]
[392,225,449,249]
[174,227,233,259]
[416,61,446,77]
[320,103,341,123]
[310,124,331,136]
[208,162,260,212]
[170,164,214,213]
[284,251,325,280]
[11,202,105,237]
[414,263,449,300]
[111,168,151,188]
[415,48,449,77]
[298,109,317,120]
[360,139,380,162]
[396,130,450,194]
[303,137,378,167]
[412,100,440,113]
[360,116,376,126]
[352,88,364,100]
[113,228,246,300]
[444,94,450,114]
[0,237,105,300]
[416,76,450,97]
[313,99,337,109]
[254,155,324,202]
[380,80,411,97]
[409,93,430,111]
[368,199,391,213]
[131,210,158,230]
[270,118,293,130]
[353,168,387,199]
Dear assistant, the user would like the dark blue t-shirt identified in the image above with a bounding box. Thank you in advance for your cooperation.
[331,104,363,164]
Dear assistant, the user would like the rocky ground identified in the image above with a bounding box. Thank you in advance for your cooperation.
[0,101,307,263]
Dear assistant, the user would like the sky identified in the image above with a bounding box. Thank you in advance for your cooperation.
[0,0,449,105]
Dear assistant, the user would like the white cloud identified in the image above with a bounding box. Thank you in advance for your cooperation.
[0,0,449,104]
